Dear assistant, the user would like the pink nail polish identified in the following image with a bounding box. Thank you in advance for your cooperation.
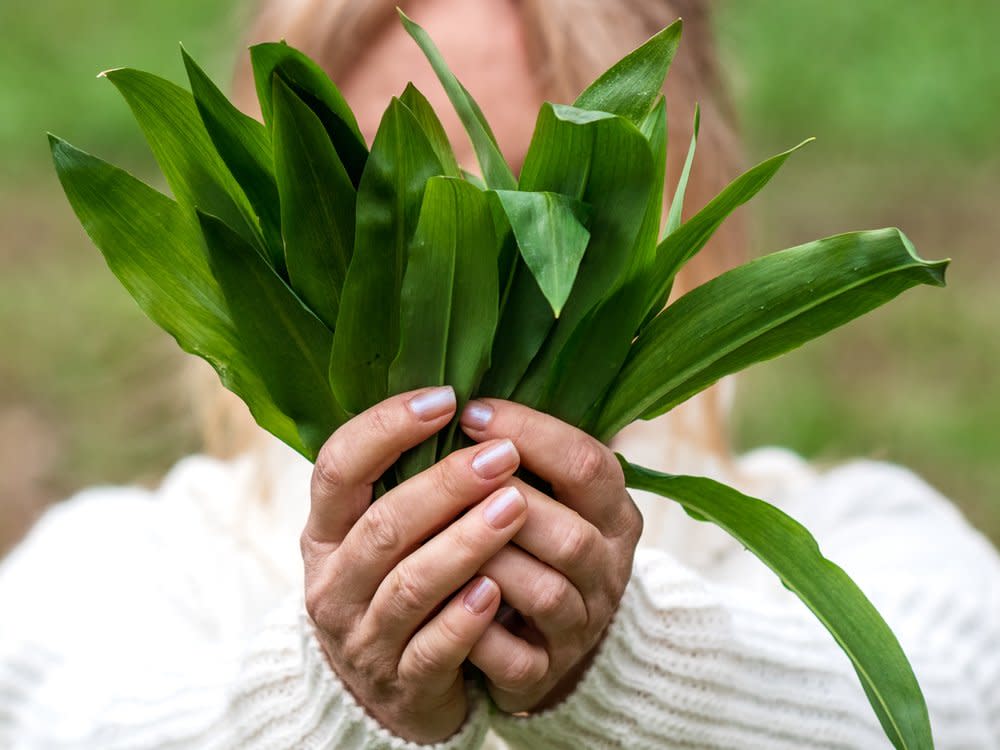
[463,577,499,614]
[483,487,525,529]
[471,439,518,479]
[407,386,456,420]
[461,400,494,430]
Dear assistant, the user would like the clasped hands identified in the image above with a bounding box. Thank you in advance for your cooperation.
[300,386,643,744]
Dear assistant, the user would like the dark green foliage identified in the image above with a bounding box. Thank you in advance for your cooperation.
[51,15,947,748]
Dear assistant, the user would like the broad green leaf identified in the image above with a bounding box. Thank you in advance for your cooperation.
[520,100,665,426]
[101,68,265,254]
[181,46,284,272]
[574,19,682,126]
[595,229,949,440]
[398,9,517,190]
[330,98,444,415]
[509,105,654,408]
[619,460,933,750]
[664,103,700,236]
[198,211,346,459]
[400,83,462,178]
[272,75,354,331]
[491,190,591,317]
[640,139,813,330]
[389,177,498,479]
[49,135,304,455]
[250,42,368,186]
[389,177,498,480]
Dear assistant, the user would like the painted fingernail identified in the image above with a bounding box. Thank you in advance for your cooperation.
[483,487,526,529]
[461,399,494,430]
[471,439,518,479]
[464,576,499,615]
[407,386,456,421]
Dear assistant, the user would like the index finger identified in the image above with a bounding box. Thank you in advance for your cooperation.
[459,398,628,535]
[307,386,457,543]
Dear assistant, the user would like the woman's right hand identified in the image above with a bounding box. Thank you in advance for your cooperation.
[301,386,528,744]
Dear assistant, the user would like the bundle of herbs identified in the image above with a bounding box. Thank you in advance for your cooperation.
[50,13,944,749]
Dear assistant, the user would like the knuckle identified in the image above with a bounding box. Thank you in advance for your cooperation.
[530,574,572,620]
[432,454,469,499]
[554,520,594,570]
[496,649,545,691]
[386,564,426,618]
[360,505,403,558]
[311,446,347,498]
[567,438,612,487]
[365,404,395,440]
[403,636,447,679]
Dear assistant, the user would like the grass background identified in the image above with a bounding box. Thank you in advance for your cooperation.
[1,1,997,552]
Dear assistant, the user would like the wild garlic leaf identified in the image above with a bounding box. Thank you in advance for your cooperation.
[619,460,934,750]
[250,42,368,186]
[595,229,949,439]
[389,177,498,479]
[542,96,672,426]
[49,136,304,455]
[664,103,700,236]
[398,9,517,190]
[509,105,654,409]
[491,190,591,317]
[101,68,266,258]
[272,75,354,331]
[574,19,682,127]
[400,83,462,178]
[640,138,814,330]
[182,46,284,272]
[199,211,347,459]
[330,97,444,415]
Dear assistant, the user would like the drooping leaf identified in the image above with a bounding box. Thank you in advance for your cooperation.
[509,105,654,408]
[574,19,682,127]
[389,177,498,479]
[198,211,347,459]
[664,103,700,236]
[400,83,462,178]
[491,190,591,317]
[619,460,934,750]
[398,9,517,190]
[49,135,304,455]
[101,68,265,254]
[181,46,284,272]
[595,229,949,440]
[272,75,354,331]
[539,97,670,427]
[479,104,653,400]
[330,98,444,415]
[250,42,368,186]
[640,139,813,330]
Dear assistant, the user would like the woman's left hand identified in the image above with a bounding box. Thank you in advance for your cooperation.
[459,399,643,714]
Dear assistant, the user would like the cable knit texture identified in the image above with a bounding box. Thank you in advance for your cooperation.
[1,430,998,749]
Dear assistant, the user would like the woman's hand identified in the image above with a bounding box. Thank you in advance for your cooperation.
[302,386,529,744]
[459,399,643,714]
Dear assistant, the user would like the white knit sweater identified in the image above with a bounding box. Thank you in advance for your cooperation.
[1,424,998,749]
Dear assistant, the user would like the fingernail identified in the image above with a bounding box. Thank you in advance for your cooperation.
[471,439,518,479]
[407,386,456,421]
[483,487,526,529]
[463,576,499,615]
[461,400,494,430]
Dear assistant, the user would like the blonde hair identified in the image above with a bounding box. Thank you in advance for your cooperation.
[198,0,747,462]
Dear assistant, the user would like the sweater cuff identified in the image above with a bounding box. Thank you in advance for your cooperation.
[222,594,490,750]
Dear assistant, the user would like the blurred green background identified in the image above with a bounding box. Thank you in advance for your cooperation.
[1,1,996,552]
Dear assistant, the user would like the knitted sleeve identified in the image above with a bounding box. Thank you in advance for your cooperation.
[0,484,489,750]
[490,460,1000,749]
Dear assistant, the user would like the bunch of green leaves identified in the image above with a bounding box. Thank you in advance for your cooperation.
[50,12,945,748]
